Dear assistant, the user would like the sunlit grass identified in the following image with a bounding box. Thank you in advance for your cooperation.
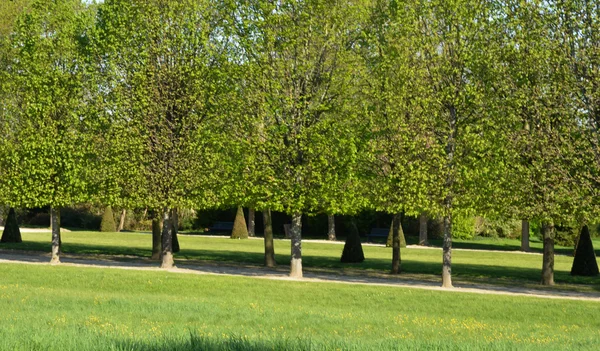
[1,231,599,291]
[0,263,599,350]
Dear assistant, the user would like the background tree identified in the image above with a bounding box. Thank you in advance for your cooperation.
[1,0,94,263]
[230,0,366,278]
[95,0,234,268]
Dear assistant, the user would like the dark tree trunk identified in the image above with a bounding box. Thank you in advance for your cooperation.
[541,221,555,285]
[521,220,530,252]
[151,212,161,260]
[290,212,302,278]
[327,215,336,241]
[263,209,276,267]
[391,213,402,274]
[50,207,61,264]
[419,212,428,246]
[247,208,255,237]
[161,208,175,269]
[118,209,127,232]
[172,208,180,253]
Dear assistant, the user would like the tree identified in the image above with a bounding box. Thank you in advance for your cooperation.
[1,0,94,263]
[230,0,366,278]
[95,0,234,268]
[100,206,116,232]
[571,225,599,276]
[1,208,22,243]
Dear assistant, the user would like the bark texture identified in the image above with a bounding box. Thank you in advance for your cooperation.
[247,208,255,237]
[263,209,276,267]
[327,215,336,241]
[391,213,402,274]
[521,220,530,252]
[442,214,453,288]
[290,213,302,278]
[118,209,127,232]
[151,213,161,260]
[172,208,180,253]
[541,221,555,285]
[419,212,428,246]
[160,208,175,269]
[50,207,61,264]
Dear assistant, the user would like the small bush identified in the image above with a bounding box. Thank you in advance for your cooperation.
[571,225,599,276]
[100,206,117,232]
[341,219,364,263]
[231,207,248,239]
[1,208,22,243]
[452,215,475,240]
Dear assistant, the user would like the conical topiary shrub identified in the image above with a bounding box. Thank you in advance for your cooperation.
[341,218,364,263]
[1,208,22,243]
[387,219,406,248]
[571,225,599,276]
[100,206,117,232]
[231,207,249,239]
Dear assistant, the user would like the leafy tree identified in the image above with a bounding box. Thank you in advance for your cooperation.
[229,0,366,277]
[1,0,94,263]
[95,0,234,268]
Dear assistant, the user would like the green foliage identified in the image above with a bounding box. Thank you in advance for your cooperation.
[571,225,599,277]
[231,207,248,239]
[100,206,116,232]
[452,216,476,240]
[0,208,21,243]
[474,217,521,239]
[555,224,580,248]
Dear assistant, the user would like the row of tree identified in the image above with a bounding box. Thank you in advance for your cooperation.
[1,0,599,286]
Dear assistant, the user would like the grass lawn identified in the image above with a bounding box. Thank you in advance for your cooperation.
[2,231,600,293]
[0,263,599,350]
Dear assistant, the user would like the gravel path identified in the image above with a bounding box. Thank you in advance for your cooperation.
[1,249,598,302]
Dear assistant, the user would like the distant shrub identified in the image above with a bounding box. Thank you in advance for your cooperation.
[452,215,475,240]
[100,206,117,232]
[474,217,521,239]
[231,207,248,239]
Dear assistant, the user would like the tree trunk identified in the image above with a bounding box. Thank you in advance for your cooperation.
[172,208,180,253]
[521,220,530,252]
[151,212,161,260]
[419,212,428,246]
[442,213,453,288]
[441,105,457,288]
[391,212,402,274]
[247,208,255,237]
[541,221,555,285]
[50,207,61,264]
[160,208,175,269]
[118,209,127,232]
[327,215,336,241]
[263,209,276,267]
[290,212,302,278]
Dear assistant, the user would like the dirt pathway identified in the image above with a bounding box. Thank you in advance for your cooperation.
[1,250,598,302]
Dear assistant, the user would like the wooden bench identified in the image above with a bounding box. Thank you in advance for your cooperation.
[209,221,234,233]
[367,228,389,242]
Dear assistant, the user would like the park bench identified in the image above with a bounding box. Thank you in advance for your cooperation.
[367,228,389,242]
[209,221,234,233]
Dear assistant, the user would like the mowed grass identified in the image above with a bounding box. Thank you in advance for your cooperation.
[0,263,599,350]
[1,231,600,291]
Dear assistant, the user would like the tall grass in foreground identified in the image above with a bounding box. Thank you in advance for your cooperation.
[0,263,598,350]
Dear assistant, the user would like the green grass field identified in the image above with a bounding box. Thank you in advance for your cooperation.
[1,231,599,292]
[0,263,599,350]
